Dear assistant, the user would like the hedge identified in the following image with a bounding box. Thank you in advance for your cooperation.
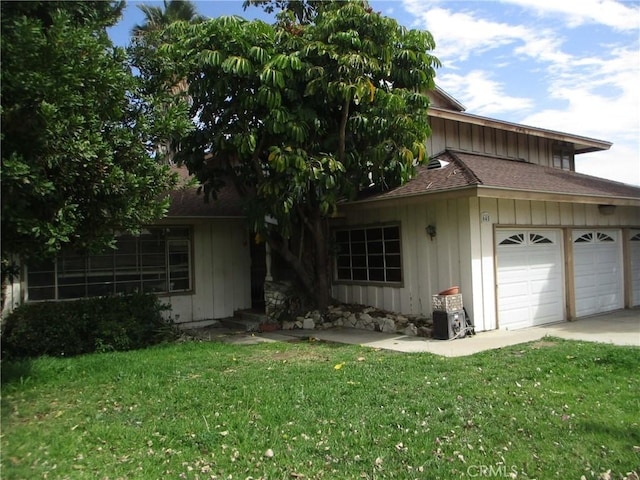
[1,293,178,358]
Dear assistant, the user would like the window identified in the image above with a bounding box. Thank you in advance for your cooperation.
[334,225,402,284]
[552,143,573,171]
[27,227,192,301]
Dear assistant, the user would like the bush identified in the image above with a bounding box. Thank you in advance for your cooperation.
[1,293,178,358]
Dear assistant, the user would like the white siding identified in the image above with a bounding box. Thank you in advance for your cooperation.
[428,117,558,166]
[335,198,640,333]
[165,219,251,326]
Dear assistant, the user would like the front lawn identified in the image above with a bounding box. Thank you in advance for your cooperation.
[1,337,638,479]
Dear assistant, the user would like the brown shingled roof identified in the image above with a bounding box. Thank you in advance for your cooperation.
[166,166,245,218]
[358,150,640,203]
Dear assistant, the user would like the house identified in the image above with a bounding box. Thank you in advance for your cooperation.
[4,87,640,331]
[2,168,254,328]
[331,88,640,331]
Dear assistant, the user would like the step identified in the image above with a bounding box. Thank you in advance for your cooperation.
[220,309,268,332]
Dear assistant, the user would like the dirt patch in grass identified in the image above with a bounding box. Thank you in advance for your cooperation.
[253,348,331,363]
[530,340,558,349]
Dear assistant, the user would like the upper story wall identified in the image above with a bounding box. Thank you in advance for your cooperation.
[427,115,573,170]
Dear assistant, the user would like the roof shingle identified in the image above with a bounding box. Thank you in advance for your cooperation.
[361,150,640,202]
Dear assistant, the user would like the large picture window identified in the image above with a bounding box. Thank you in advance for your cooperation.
[27,227,192,301]
[334,225,402,284]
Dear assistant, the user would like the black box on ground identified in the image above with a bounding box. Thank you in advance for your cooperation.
[432,309,466,340]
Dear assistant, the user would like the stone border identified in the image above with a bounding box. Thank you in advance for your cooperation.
[282,303,434,338]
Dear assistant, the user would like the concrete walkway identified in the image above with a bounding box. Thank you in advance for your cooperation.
[256,309,640,357]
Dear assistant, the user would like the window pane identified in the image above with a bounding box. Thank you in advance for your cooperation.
[385,254,401,268]
[351,230,365,242]
[368,241,383,254]
[28,271,55,288]
[368,255,384,268]
[337,256,351,268]
[59,284,86,299]
[352,255,367,268]
[87,282,113,297]
[115,254,138,269]
[352,269,368,281]
[383,227,400,240]
[367,228,383,241]
[369,269,384,281]
[89,255,113,271]
[351,242,366,255]
[115,281,141,294]
[29,287,55,301]
[386,269,402,282]
[385,240,400,254]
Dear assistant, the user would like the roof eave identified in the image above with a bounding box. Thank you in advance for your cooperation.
[476,185,640,206]
[428,108,612,153]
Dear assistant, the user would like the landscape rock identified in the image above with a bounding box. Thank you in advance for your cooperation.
[403,323,418,336]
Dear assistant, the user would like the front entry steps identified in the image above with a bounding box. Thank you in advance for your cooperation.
[221,309,268,332]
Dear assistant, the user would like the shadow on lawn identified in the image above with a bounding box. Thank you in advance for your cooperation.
[1,358,33,387]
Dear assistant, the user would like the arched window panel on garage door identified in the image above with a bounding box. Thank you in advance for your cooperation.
[497,230,557,247]
[573,230,617,244]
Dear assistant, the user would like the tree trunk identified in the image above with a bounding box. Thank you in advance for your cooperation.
[310,213,329,311]
[265,211,331,313]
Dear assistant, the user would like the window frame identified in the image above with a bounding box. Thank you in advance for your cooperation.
[26,226,194,302]
[332,223,404,286]
[552,142,574,171]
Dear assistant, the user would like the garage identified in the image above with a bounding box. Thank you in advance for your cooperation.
[496,229,565,330]
[629,230,640,307]
[572,229,623,317]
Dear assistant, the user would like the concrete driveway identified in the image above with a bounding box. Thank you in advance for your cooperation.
[262,309,640,357]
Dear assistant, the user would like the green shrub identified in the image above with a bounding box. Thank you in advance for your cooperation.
[1,294,178,358]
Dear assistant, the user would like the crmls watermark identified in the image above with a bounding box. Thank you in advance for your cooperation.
[466,464,518,478]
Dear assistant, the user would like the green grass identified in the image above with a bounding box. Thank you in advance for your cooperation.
[1,337,639,479]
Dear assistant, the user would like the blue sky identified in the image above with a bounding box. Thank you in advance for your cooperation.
[108,0,640,185]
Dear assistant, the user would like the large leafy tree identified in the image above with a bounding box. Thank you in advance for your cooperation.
[166,0,439,310]
[0,2,189,272]
[130,0,203,164]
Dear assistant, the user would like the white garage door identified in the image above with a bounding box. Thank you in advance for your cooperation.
[630,230,640,307]
[573,230,623,317]
[496,229,565,330]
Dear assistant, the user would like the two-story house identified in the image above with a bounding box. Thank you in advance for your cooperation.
[331,87,640,331]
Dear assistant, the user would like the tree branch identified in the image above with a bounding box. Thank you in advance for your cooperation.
[338,96,350,163]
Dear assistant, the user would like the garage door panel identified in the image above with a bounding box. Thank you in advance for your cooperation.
[496,229,564,330]
[573,229,623,317]
[631,230,640,306]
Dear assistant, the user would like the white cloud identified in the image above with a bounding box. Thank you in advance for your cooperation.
[501,0,640,31]
[437,71,534,116]
[401,1,571,67]
[401,3,531,64]
[399,0,640,184]
[520,46,640,185]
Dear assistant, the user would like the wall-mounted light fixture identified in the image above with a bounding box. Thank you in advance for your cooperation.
[426,224,436,240]
[598,204,616,216]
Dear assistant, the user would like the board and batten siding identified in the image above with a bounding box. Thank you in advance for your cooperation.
[427,116,553,167]
[164,219,251,326]
[334,198,639,332]
[331,197,475,325]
